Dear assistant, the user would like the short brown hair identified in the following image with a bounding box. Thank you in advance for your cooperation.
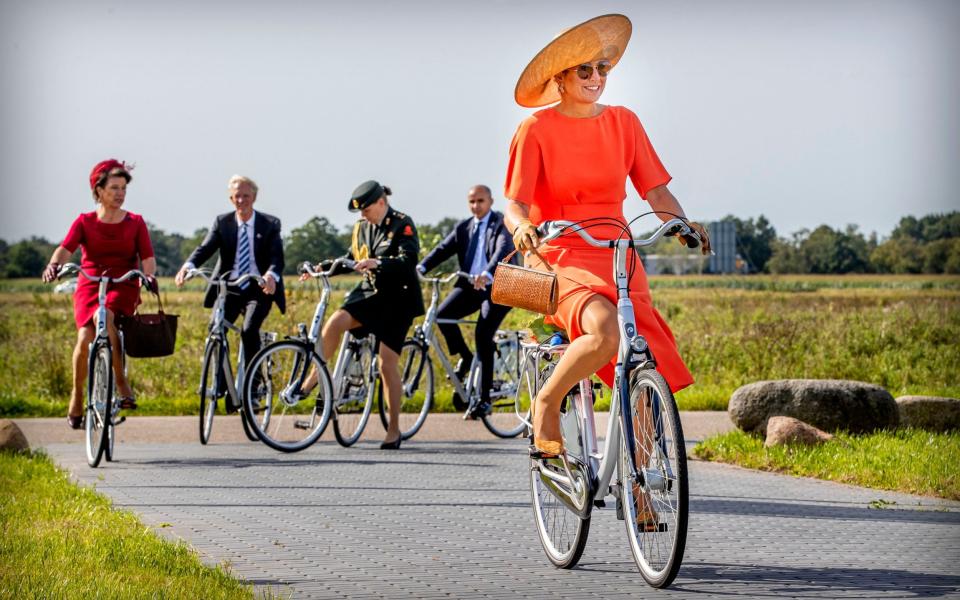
[91,167,132,202]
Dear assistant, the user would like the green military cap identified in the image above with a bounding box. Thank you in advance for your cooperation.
[348,180,384,212]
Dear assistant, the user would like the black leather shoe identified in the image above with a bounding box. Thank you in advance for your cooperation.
[67,415,83,430]
[380,436,402,450]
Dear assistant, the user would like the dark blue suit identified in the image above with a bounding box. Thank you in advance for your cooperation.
[419,211,516,404]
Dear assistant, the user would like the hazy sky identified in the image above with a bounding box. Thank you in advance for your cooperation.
[2,0,958,247]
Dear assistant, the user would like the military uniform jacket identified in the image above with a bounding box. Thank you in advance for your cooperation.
[336,206,425,320]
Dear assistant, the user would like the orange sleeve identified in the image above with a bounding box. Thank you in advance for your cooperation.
[628,112,672,199]
[504,118,542,205]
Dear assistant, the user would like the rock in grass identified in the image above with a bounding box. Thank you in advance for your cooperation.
[764,416,833,447]
[728,379,897,435]
[896,396,960,432]
[0,419,29,451]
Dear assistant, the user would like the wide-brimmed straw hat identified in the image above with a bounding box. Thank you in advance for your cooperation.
[514,14,632,108]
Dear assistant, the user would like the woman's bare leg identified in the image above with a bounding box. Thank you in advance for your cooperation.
[70,325,95,417]
[378,344,402,444]
[533,295,619,454]
[300,309,360,392]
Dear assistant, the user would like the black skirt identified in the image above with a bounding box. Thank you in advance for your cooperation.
[342,296,413,354]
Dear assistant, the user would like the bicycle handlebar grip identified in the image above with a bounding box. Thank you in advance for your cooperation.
[680,232,700,249]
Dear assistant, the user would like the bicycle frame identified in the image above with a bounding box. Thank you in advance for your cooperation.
[523,218,700,506]
[59,263,149,448]
[187,270,268,406]
[414,271,521,413]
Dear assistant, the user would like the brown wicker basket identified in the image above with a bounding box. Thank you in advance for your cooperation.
[491,248,558,315]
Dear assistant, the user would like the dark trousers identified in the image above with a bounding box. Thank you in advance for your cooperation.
[223,286,274,368]
[437,286,511,401]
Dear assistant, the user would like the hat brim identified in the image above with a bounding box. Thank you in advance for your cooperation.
[514,14,632,108]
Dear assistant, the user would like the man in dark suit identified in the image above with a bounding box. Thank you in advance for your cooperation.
[175,175,285,407]
[418,184,515,417]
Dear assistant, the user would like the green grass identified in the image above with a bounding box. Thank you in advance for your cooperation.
[1,275,958,416]
[693,429,960,500]
[0,450,274,599]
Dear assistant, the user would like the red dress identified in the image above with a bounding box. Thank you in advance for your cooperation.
[61,211,154,329]
[504,106,693,393]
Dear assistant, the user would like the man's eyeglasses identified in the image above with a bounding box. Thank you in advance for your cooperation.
[570,61,612,80]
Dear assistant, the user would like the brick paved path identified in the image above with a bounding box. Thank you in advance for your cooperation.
[43,439,960,599]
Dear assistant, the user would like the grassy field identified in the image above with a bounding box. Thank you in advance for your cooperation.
[693,429,960,500]
[0,449,270,599]
[1,274,957,417]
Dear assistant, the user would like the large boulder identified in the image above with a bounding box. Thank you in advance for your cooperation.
[0,419,29,451]
[728,379,897,435]
[764,416,833,447]
[896,396,960,432]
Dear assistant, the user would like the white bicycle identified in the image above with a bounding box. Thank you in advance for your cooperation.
[521,218,702,588]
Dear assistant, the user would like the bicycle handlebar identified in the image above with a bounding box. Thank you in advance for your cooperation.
[537,218,704,250]
[298,258,357,278]
[58,263,152,286]
[417,270,473,285]
[183,268,265,288]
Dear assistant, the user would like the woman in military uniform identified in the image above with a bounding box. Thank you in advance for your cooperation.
[319,180,425,449]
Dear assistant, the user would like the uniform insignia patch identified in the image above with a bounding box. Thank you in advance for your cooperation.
[403,225,413,236]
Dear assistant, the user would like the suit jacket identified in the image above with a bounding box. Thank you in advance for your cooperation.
[187,210,286,313]
[334,206,425,319]
[419,210,517,291]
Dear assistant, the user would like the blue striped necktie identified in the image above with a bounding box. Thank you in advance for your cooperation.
[237,222,251,289]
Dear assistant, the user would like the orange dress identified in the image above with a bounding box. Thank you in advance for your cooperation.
[504,105,693,393]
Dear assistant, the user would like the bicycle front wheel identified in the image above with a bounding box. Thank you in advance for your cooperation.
[482,333,526,438]
[377,339,433,440]
[198,338,221,445]
[619,368,688,588]
[530,387,591,568]
[85,343,112,468]
[243,341,333,452]
[332,337,376,447]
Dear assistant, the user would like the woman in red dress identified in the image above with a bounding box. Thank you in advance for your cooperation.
[503,15,712,461]
[42,159,156,429]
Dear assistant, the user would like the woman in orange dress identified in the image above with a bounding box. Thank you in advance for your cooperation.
[503,14,711,457]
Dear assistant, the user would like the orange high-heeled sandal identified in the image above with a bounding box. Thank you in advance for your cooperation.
[533,438,564,457]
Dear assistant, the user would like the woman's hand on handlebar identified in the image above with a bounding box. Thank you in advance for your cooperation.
[513,219,540,252]
[42,262,60,283]
[678,221,712,255]
[354,258,379,273]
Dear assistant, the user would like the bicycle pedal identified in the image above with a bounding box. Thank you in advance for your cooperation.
[113,416,126,426]
[293,419,311,430]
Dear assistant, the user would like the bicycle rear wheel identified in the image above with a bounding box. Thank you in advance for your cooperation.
[243,341,333,452]
[530,387,591,568]
[482,333,526,438]
[619,368,688,588]
[377,340,433,440]
[85,343,112,468]
[333,336,376,447]
[198,338,220,445]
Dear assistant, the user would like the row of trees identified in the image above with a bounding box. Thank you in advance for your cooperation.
[0,216,463,278]
[740,212,960,274]
[2,212,958,278]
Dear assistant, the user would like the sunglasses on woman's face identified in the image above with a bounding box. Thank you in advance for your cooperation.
[572,61,612,80]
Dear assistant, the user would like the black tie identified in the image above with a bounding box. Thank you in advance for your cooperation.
[465,220,480,267]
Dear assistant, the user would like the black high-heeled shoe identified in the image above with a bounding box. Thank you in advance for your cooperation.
[380,435,402,450]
